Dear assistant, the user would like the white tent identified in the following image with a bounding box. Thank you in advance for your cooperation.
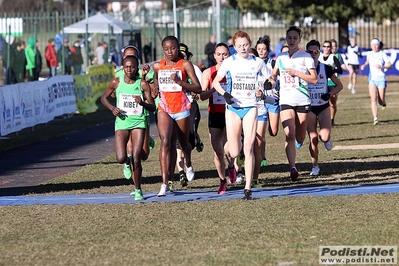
[63,13,139,34]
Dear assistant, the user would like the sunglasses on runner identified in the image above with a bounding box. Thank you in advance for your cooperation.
[306,50,320,55]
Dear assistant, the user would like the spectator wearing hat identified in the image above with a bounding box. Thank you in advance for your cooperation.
[275,37,286,58]
[25,37,37,81]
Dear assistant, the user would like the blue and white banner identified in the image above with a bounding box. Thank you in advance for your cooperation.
[0,76,76,136]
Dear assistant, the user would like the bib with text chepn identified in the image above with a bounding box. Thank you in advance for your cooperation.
[280,70,299,91]
[158,70,183,92]
[212,82,227,105]
[118,94,143,116]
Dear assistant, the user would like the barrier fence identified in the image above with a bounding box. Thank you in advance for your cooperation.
[0,64,115,136]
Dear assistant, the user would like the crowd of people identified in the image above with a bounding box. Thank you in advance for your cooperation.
[100,26,392,201]
[1,30,131,84]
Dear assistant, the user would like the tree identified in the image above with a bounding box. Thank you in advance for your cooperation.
[228,0,399,48]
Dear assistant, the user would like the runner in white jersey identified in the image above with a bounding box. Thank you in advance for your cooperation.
[360,38,392,125]
[271,26,318,181]
[306,40,343,177]
[346,37,362,94]
[328,39,348,126]
[251,35,278,188]
[213,30,275,200]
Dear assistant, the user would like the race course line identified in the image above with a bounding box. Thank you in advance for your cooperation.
[1,183,399,206]
[333,143,399,150]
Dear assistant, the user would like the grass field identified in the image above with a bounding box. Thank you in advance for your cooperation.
[1,75,399,265]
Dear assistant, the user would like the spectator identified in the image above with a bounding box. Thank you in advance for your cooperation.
[35,41,43,79]
[55,30,63,51]
[57,39,72,75]
[13,42,26,83]
[275,37,286,58]
[226,35,236,55]
[25,37,37,81]
[95,41,107,65]
[204,34,216,67]
[0,35,5,81]
[70,40,84,75]
[109,39,119,66]
[77,33,89,72]
[2,35,15,84]
[45,38,58,77]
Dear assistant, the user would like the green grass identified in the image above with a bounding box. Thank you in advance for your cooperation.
[1,75,399,265]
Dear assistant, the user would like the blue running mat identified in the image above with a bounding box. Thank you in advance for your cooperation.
[1,183,398,206]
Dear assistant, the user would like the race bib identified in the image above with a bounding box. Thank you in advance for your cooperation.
[118,94,143,116]
[212,82,227,105]
[158,70,183,92]
[280,70,299,91]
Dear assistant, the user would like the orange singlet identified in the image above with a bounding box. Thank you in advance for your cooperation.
[157,58,191,114]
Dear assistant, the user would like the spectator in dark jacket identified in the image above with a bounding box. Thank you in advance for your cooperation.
[57,39,72,75]
[70,40,84,75]
[13,42,26,83]
[204,34,216,67]
[35,41,43,80]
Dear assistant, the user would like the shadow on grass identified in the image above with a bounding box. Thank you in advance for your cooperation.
[1,159,398,197]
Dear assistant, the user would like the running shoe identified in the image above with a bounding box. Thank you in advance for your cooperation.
[252,179,262,188]
[168,181,174,192]
[374,118,379,125]
[324,139,333,151]
[228,166,236,184]
[218,179,227,194]
[132,189,144,200]
[290,167,299,181]
[123,155,132,179]
[179,171,188,187]
[347,83,352,90]
[295,140,303,149]
[157,183,170,197]
[186,166,195,181]
[351,88,356,94]
[242,189,253,200]
[310,165,320,177]
[236,153,245,167]
[382,104,386,110]
[235,172,244,184]
[149,136,155,150]
[260,158,268,167]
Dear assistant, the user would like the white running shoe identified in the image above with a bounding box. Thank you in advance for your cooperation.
[310,165,320,176]
[186,166,195,181]
[347,83,352,89]
[324,139,333,151]
[351,88,356,94]
[157,184,170,197]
